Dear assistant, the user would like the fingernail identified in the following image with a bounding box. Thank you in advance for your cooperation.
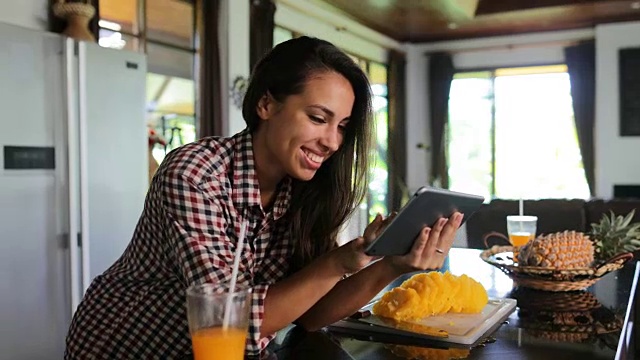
[424,227,431,234]
[457,213,464,222]
[439,218,447,226]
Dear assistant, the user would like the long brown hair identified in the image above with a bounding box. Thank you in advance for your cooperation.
[242,37,373,271]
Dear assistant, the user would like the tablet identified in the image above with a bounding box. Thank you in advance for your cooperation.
[364,187,485,256]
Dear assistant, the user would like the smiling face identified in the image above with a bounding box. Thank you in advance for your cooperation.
[253,71,355,184]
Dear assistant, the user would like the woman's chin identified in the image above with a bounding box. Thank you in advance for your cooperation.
[291,168,318,181]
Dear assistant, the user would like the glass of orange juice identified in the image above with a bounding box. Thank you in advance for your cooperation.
[186,284,251,360]
[507,215,537,248]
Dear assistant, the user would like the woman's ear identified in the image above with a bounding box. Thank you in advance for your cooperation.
[256,93,275,121]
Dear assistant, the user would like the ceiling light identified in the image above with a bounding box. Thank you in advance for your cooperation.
[98,20,122,31]
[98,32,126,50]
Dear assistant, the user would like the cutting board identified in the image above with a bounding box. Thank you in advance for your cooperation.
[332,298,516,346]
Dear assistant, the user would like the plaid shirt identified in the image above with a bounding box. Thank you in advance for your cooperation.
[65,130,294,359]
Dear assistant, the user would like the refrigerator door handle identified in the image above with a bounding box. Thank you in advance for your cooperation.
[64,38,81,313]
[78,41,91,295]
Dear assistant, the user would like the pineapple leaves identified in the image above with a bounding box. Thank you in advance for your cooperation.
[590,209,640,261]
[621,210,636,228]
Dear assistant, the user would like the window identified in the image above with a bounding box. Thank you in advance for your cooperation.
[98,0,197,164]
[336,54,390,220]
[367,62,389,219]
[336,55,390,220]
[447,65,590,200]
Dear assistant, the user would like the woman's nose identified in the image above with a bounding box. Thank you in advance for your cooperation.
[320,126,341,152]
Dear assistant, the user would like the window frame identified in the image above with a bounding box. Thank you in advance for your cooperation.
[447,63,588,200]
[98,0,197,54]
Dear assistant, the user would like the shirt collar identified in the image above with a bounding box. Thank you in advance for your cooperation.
[231,129,291,220]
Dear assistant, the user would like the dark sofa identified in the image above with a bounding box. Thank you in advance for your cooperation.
[465,198,640,249]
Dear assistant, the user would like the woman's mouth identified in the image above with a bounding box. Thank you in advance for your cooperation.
[302,149,324,169]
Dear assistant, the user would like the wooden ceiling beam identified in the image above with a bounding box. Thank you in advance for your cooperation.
[475,0,599,15]
[427,0,479,21]
[319,0,640,42]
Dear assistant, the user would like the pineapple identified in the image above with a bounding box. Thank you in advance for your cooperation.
[373,271,488,322]
[590,210,640,261]
[516,211,640,269]
[517,231,594,268]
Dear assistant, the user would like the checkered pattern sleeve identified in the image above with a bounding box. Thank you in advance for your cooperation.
[251,224,293,350]
[159,169,270,354]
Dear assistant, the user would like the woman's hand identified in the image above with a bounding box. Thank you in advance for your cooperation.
[332,213,396,274]
[382,212,464,276]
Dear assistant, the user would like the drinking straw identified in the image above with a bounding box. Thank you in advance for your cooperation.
[519,198,524,216]
[223,221,247,330]
[519,198,524,232]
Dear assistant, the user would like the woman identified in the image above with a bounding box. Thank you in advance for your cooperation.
[65,36,463,359]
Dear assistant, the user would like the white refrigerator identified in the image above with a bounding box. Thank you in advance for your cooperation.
[0,23,148,359]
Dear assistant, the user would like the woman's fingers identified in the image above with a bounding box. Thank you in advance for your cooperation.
[372,213,395,240]
[410,227,431,255]
[364,212,398,243]
[386,212,465,273]
[429,213,464,267]
[414,212,463,268]
[435,212,464,254]
[423,217,448,258]
[433,213,462,245]
[380,212,397,230]
[363,213,383,240]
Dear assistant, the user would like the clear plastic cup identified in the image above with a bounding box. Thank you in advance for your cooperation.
[186,284,252,360]
[506,215,538,247]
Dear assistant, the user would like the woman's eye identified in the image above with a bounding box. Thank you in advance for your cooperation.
[309,115,325,123]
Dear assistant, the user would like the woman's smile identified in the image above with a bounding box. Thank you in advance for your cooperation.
[301,148,324,169]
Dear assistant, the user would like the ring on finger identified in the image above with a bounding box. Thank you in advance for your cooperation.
[435,248,445,254]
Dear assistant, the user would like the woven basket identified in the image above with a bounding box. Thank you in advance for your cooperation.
[509,286,623,348]
[480,245,634,291]
[508,287,601,312]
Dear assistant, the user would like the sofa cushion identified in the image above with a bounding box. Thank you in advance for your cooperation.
[584,199,640,227]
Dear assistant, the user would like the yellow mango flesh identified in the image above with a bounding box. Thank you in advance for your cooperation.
[373,271,488,321]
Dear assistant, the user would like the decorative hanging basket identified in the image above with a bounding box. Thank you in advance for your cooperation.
[52,1,96,42]
[53,2,96,19]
